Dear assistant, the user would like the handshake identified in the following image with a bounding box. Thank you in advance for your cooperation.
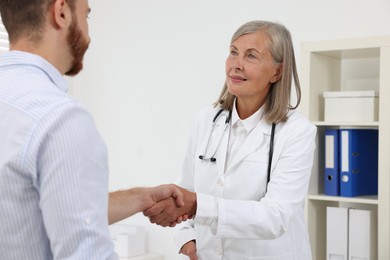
[142,184,197,227]
[108,184,197,227]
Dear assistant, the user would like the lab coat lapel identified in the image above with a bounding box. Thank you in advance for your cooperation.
[225,120,270,173]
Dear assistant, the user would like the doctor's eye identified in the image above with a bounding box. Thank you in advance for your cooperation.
[229,49,239,56]
[248,53,257,60]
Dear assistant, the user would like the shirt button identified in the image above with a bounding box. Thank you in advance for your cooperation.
[217,179,223,187]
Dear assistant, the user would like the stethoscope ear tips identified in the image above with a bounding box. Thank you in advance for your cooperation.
[210,158,216,162]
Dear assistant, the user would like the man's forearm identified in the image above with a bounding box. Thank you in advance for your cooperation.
[108,188,148,224]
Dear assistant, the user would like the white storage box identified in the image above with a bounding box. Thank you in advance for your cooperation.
[323,91,379,122]
[110,224,146,258]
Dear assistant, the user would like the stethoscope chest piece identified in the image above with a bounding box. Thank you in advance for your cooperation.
[198,109,232,163]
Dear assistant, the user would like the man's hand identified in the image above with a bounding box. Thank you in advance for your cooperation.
[143,186,197,227]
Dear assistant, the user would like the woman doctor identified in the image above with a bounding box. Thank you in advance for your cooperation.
[146,20,316,260]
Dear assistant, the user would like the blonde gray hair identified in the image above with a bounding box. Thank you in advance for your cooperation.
[215,20,301,123]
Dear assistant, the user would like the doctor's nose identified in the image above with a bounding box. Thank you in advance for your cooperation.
[234,58,244,71]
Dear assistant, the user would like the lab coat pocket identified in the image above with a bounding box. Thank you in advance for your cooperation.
[243,149,269,164]
[224,160,268,200]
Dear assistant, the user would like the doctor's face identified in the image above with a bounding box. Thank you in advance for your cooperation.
[225,31,281,107]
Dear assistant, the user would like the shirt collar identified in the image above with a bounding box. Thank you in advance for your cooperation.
[231,98,265,134]
[0,50,68,92]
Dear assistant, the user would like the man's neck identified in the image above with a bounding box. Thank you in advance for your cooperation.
[10,35,70,76]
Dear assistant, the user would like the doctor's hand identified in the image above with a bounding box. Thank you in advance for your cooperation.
[143,186,197,227]
[180,240,198,260]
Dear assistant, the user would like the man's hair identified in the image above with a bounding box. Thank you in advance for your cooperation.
[0,0,76,43]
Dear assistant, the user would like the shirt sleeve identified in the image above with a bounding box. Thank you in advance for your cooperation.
[193,193,218,234]
[173,193,220,252]
[30,102,117,260]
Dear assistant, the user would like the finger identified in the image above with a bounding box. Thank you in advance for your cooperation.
[143,200,167,217]
[149,216,171,227]
[149,213,172,227]
[175,216,183,224]
[170,185,185,207]
[153,212,181,227]
[147,197,184,225]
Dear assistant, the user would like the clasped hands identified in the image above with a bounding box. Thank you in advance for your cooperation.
[143,185,197,227]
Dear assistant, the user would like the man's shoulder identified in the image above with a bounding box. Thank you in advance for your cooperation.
[1,71,84,122]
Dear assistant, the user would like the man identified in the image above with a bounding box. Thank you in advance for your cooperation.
[0,0,184,259]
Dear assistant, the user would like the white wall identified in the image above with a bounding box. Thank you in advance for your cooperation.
[69,0,390,259]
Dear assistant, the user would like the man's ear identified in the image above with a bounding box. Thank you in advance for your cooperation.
[270,64,283,83]
[52,0,72,29]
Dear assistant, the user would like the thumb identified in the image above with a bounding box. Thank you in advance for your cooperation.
[171,185,185,207]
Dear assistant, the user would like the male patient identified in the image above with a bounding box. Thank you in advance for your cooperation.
[0,0,184,259]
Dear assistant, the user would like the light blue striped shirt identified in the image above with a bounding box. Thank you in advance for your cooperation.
[0,51,117,259]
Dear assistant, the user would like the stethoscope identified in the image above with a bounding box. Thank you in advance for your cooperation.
[199,109,276,185]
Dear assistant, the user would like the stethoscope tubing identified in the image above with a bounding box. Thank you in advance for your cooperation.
[199,108,276,191]
[198,109,231,162]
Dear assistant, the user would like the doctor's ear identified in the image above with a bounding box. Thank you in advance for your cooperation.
[270,64,283,84]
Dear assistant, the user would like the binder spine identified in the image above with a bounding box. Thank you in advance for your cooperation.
[324,129,340,196]
[339,129,378,197]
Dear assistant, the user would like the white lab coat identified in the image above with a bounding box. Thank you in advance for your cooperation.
[174,105,316,260]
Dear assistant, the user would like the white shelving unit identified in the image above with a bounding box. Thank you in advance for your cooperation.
[300,36,390,260]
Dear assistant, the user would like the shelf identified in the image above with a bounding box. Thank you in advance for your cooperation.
[313,121,379,127]
[301,35,390,260]
[301,36,390,53]
[308,194,378,205]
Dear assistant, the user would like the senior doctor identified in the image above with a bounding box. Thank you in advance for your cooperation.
[145,20,316,260]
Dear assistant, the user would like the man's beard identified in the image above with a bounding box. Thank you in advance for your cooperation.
[65,18,90,76]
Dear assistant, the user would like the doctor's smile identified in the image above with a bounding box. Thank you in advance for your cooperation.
[228,75,247,83]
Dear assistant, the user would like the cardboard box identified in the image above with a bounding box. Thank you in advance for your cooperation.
[323,91,379,122]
